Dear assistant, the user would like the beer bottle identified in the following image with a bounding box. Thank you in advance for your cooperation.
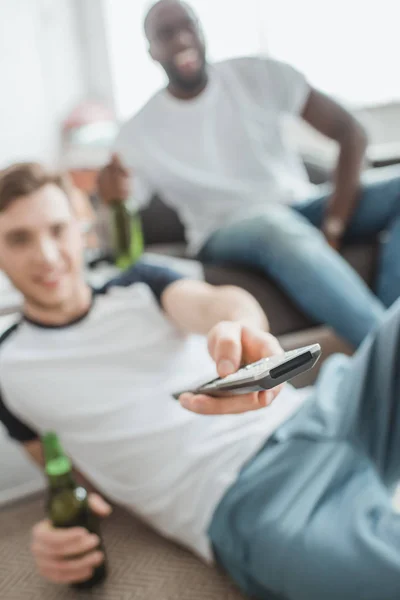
[42,431,63,463]
[110,200,143,270]
[42,433,108,590]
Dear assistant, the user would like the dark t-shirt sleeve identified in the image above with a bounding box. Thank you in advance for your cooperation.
[99,261,186,303]
[0,324,38,443]
[0,387,38,443]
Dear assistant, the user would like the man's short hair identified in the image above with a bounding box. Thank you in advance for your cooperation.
[0,162,71,213]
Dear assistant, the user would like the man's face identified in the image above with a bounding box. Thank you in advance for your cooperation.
[147,1,207,92]
[0,184,85,311]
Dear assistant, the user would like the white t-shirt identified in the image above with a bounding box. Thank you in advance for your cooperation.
[115,57,316,253]
[0,263,309,562]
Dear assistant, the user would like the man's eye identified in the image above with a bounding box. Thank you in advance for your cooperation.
[158,27,174,42]
[8,234,30,247]
[51,224,65,238]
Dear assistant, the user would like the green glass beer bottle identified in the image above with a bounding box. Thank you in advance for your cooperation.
[110,200,143,270]
[43,434,108,590]
[42,431,63,463]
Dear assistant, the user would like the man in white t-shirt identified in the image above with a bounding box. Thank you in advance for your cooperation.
[100,0,400,349]
[2,164,400,600]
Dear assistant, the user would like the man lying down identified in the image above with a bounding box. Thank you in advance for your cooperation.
[0,162,399,600]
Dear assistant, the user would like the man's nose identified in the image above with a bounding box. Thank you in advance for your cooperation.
[175,30,193,49]
[35,237,59,265]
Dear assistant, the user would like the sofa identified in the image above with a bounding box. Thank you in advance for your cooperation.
[139,160,379,385]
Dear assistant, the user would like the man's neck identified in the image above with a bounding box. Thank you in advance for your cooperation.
[167,74,208,100]
[23,283,93,327]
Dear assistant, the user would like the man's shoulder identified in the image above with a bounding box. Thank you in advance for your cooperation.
[97,261,185,304]
[214,55,275,74]
[214,55,297,84]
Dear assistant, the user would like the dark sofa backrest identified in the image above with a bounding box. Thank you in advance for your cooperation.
[140,196,186,245]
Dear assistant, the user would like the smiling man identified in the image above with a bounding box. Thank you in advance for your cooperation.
[2,163,400,600]
[99,0,400,350]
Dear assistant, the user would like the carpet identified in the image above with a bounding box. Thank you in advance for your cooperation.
[0,495,246,600]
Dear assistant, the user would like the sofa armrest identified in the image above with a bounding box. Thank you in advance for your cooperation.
[367,142,400,168]
[302,154,332,185]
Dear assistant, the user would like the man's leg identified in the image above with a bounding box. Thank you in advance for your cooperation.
[210,440,400,600]
[296,165,400,307]
[281,298,400,599]
[199,207,384,347]
[210,300,400,600]
[316,296,400,489]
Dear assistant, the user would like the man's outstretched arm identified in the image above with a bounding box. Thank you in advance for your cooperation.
[162,280,284,415]
[162,280,269,334]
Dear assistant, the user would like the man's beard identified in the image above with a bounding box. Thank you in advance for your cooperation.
[164,59,208,93]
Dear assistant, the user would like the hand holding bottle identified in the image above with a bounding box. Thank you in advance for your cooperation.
[31,493,111,585]
[97,153,131,205]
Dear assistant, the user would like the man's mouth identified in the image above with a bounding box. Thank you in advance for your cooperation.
[34,272,65,289]
[173,48,202,73]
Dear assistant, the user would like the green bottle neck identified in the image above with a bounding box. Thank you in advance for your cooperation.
[45,455,75,490]
[42,432,64,464]
[48,471,76,491]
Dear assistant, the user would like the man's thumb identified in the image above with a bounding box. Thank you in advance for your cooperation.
[110,152,122,167]
[88,493,112,517]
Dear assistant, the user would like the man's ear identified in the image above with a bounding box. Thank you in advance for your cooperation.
[148,44,158,62]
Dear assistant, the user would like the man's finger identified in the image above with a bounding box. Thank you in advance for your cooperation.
[32,521,89,551]
[32,531,101,560]
[88,493,112,517]
[37,550,104,580]
[110,153,130,175]
[39,564,96,585]
[180,390,275,415]
[241,327,283,365]
[110,152,122,167]
[210,323,242,377]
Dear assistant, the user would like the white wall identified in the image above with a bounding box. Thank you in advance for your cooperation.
[261,0,400,107]
[0,0,87,505]
[0,0,85,168]
[75,0,116,114]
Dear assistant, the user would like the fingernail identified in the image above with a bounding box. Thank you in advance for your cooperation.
[90,535,100,545]
[266,392,274,406]
[93,552,104,563]
[218,360,235,376]
[179,394,193,409]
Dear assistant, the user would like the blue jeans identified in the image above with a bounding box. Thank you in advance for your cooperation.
[198,166,400,347]
[209,298,400,600]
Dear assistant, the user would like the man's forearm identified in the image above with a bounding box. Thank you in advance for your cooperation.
[326,123,367,226]
[301,88,368,238]
[199,285,269,333]
[162,281,269,335]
